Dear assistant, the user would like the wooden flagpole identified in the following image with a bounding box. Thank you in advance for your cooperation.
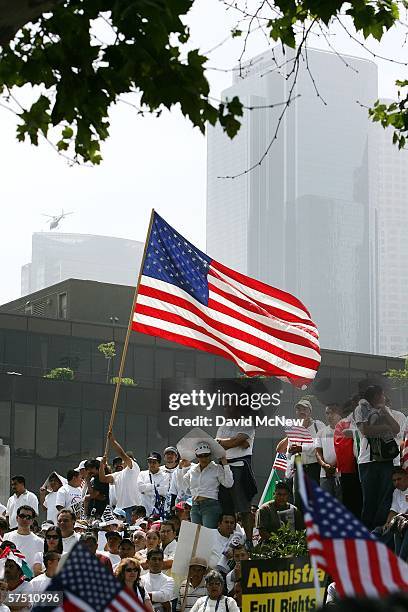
[103,208,156,457]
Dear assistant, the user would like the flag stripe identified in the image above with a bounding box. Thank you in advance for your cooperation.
[210,260,314,318]
[136,291,320,372]
[209,269,317,331]
[133,310,317,380]
[139,275,320,356]
[208,278,320,350]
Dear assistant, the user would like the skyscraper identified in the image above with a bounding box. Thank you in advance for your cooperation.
[21,232,143,295]
[372,102,408,357]
[207,46,378,353]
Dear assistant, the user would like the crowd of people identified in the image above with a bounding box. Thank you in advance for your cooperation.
[0,384,408,610]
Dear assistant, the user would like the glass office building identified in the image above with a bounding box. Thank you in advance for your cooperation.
[21,233,143,296]
[207,47,378,353]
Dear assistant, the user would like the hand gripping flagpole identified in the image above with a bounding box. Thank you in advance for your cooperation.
[103,208,156,458]
[295,455,323,606]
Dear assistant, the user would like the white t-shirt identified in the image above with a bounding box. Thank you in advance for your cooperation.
[315,425,337,477]
[33,550,45,571]
[190,596,240,612]
[6,491,39,529]
[43,491,59,525]
[111,460,141,509]
[7,581,32,612]
[391,488,408,514]
[62,532,80,554]
[354,402,399,464]
[3,531,43,568]
[216,425,255,460]
[30,573,51,592]
[0,502,6,516]
[137,470,169,517]
[98,550,121,566]
[391,409,406,466]
[55,484,83,512]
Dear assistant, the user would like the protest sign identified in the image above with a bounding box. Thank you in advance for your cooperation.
[241,557,326,612]
[172,520,216,577]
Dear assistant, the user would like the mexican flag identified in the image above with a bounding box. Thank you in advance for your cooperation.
[259,453,288,505]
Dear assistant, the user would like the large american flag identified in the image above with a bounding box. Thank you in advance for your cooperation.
[33,543,145,612]
[298,468,408,597]
[133,212,321,387]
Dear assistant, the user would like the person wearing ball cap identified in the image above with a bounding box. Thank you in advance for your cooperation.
[181,441,233,529]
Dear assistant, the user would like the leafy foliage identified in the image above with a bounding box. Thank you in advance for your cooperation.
[110,376,137,386]
[0,0,406,162]
[385,358,408,381]
[370,83,408,149]
[251,524,308,559]
[0,0,243,164]
[44,367,74,380]
[98,341,116,360]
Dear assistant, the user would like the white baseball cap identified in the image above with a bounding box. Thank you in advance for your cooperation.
[76,460,87,471]
[195,442,211,456]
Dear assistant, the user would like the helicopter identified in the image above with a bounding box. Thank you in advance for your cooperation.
[42,209,74,230]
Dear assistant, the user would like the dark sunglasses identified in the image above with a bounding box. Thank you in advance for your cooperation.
[125,567,138,572]
[46,534,59,540]
[18,513,34,520]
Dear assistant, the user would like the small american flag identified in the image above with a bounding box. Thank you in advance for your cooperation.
[284,424,314,444]
[133,212,321,387]
[298,468,408,597]
[272,452,288,472]
[33,543,145,612]
[402,429,408,471]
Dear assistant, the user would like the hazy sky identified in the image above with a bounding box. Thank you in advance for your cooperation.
[1,0,407,304]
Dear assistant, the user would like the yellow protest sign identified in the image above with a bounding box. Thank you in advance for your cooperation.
[241,557,326,612]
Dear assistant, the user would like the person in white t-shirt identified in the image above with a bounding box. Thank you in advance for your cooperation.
[55,470,83,517]
[0,503,6,517]
[138,452,169,519]
[0,579,10,612]
[354,385,400,530]
[39,473,65,526]
[30,551,60,593]
[4,558,32,612]
[56,509,80,554]
[99,432,141,524]
[315,404,342,499]
[190,570,240,612]
[6,476,39,530]
[4,506,43,569]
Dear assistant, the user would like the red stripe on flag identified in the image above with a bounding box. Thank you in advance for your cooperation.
[210,260,312,315]
[132,320,308,384]
[386,545,408,589]
[208,273,316,330]
[208,283,320,348]
[345,540,365,595]
[366,541,388,596]
[135,298,320,372]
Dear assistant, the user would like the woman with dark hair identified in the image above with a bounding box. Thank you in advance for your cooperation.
[115,558,154,611]
[190,570,240,612]
[33,526,63,576]
[354,385,400,530]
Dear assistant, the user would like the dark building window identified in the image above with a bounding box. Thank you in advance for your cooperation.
[14,403,35,455]
[0,401,11,444]
[58,407,81,459]
[81,410,103,457]
[58,293,67,319]
[36,405,58,459]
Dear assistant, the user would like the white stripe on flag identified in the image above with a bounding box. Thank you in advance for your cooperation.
[355,540,378,597]
[332,540,354,595]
